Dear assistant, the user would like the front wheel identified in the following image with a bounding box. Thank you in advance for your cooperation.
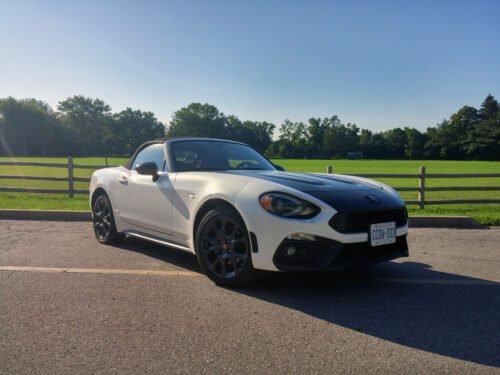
[195,207,255,287]
[92,194,124,244]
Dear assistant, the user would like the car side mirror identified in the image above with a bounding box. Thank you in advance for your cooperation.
[136,161,160,182]
[274,164,285,171]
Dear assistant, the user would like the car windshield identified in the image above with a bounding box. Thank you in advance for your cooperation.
[171,140,276,172]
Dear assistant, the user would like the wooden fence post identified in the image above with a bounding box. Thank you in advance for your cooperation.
[68,157,74,198]
[327,165,332,174]
[418,166,425,209]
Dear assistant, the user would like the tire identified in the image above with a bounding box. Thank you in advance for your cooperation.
[92,193,124,244]
[195,207,255,287]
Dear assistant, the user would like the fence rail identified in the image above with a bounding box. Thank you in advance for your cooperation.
[0,159,499,209]
[0,158,116,197]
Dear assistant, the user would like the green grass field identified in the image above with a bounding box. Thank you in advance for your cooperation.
[1,157,499,225]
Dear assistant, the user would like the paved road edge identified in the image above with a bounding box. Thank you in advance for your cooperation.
[0,209,91,221]
[0,209,484,227]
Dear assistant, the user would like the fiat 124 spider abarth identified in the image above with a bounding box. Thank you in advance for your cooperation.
[90,138,409,286]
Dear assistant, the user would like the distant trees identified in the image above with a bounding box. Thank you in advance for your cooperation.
[167,103,275,154]
[114,108,165,154]
[271,94,499,161]
[423,95,500,160]
[0,97,61,156]
[0,96,166,157]
[0,94,498,160]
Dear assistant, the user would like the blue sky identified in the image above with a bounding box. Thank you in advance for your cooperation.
[1,0,499,133]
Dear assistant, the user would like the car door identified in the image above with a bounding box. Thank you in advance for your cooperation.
[114,143,174,235]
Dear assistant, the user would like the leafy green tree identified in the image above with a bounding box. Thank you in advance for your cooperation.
[226,118,274,154]
[307,118,325,155]
[167,103,225,138]
[322,117,359,158]
[277,120,308,157]
[57,96,113,156]
[463,96,500,160]
[404,127,426,159]
[0,97,59,156]
[382,128,407,158]
[115,108,165,154]
[0,97,31,156]
[479,94,499,120]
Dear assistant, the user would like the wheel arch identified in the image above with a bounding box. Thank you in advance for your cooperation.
[192,198,246,243]
[91,187,108,210]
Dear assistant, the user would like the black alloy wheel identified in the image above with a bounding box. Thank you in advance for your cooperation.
[195,207,255,287]
[92,194,123,244]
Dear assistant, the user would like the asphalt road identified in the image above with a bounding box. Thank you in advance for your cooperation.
[1,220,499,374]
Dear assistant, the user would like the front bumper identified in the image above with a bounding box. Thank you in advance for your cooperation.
[273,235,409,271]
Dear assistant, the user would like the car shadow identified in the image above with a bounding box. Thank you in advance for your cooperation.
[111,238,500,368]
[111,237,200,272]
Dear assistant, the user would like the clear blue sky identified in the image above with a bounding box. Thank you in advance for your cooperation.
[1,0,499,133]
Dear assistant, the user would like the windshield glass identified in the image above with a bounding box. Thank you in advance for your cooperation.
[171,140,276,172]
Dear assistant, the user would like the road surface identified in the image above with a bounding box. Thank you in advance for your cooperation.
[1,220,499,374]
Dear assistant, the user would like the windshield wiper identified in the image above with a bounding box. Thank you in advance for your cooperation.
[237,167,266,170]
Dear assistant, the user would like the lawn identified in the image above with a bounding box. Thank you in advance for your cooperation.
[1,157,499,225]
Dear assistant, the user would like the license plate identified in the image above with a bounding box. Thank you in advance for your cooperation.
[370,222,396,247]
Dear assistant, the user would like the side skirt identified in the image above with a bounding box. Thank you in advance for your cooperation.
[123,230,192,253]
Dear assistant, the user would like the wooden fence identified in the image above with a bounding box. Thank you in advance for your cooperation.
[0,157,111,198]
[0,159,499,209]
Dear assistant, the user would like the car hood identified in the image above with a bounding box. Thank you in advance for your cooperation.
[226,170,405,212]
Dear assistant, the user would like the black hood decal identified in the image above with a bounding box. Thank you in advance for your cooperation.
[226,170,405,212]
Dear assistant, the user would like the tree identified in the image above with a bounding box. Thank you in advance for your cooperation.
[167,103,225,138]
[0,97,59,156]
[307,118,325,156]
[115,108,165,154]
[479,94,499,120]
[322,117,359,158]
[57,96,113,156]
[404,127,426,159]
[226,118,274,154]
[383,128,407,158]
[277,120,308,157]
[463,95,500,160]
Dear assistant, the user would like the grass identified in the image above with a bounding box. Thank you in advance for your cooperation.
[1,157,499,225]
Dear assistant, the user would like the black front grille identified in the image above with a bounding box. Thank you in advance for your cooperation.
[329,207,408,234]
[272,235,409,271]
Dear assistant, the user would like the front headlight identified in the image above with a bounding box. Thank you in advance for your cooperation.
[259,192,319,219]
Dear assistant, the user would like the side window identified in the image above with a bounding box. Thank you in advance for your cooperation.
[132,144,167,171]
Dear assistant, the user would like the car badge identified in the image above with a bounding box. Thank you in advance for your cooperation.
[364,194,380,203]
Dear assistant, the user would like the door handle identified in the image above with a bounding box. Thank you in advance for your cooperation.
[119,176,128,185]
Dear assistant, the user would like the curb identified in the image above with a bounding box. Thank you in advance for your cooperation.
[0,209,91,221]
[408,215,482,228]
[0,209,484,228]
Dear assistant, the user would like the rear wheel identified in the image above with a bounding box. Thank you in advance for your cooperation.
[92,194,123,244]
[195,207,255,287]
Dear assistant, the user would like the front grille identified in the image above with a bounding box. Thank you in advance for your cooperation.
[272,235,409,271]
[329,207,408,234]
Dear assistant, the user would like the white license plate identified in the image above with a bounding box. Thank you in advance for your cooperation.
[370,222,396,247]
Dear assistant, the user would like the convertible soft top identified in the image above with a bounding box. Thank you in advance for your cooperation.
[123,137,247,170]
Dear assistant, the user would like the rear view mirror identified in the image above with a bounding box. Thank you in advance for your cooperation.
[136,162,159,182]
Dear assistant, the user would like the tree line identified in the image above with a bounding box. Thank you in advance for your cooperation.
[0,94,498,160]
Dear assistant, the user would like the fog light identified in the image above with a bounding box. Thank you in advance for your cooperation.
[287,246,297,256]
[286,233,316,241]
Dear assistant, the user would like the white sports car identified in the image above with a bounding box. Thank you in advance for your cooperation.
[90,138,409,286]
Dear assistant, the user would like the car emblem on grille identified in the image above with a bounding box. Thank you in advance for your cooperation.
[364,194,380,203]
